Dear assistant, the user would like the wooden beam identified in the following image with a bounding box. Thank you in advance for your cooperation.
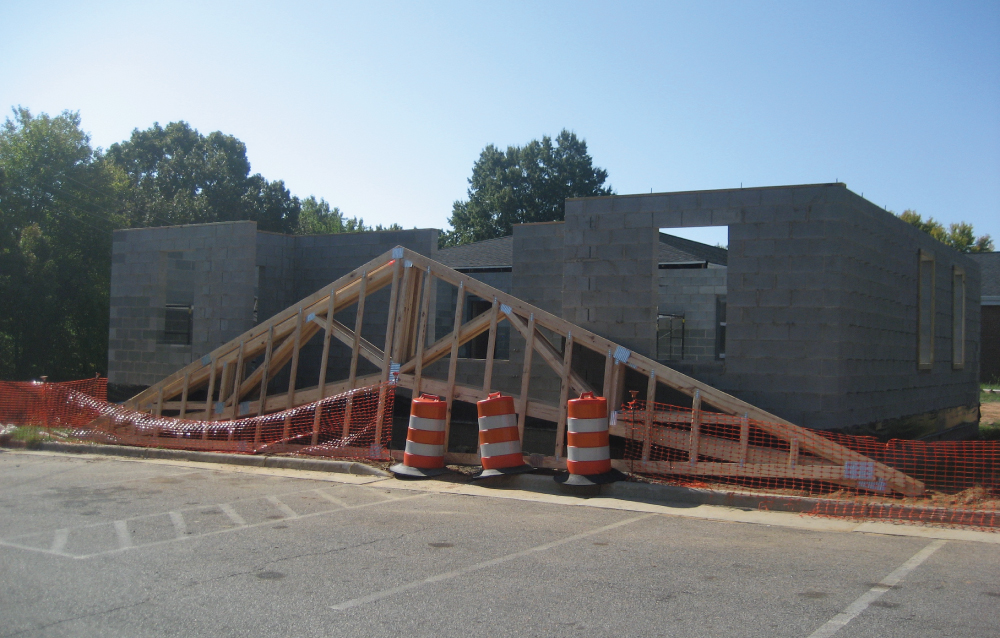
[641,370,656,461]
[608,420,835,467]
[620,459,877,483]
[314,290,336,445]
[689,389,702,465]
[515,312,536,441]
[282,307,304,439]
[374,258,403,448]
[504,311,593,397]
[348,270,368,390]
[204,356,217,421]
[601,349,613,399]
[235,321,323,405]
[443,281,465,453]
[218,361,233,405]
[256,325,275,418]
[398,306,495,376]
[285,307,304,405]
[482,297,500,395]
[554,332,574,460]
[412,268,432,396]
[610,361,626,413]
[398,374,559,423]
[154,386,164,418]
[404,267,426,361]
[390,261,414,363]
[381,259,403,381]
[227,340,245,420]
[178,372,190,419]
[323,318,382,368]
[738,413,749,465]
[176,373,385,420]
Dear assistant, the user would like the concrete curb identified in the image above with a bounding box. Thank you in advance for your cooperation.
[6,442,392,477]
[472,473,1000,529]
[474,472,828,513]
[7,445,995,531]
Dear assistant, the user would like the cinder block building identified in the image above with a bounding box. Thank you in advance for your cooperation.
[969,252,999,383]
[107,183,982,438]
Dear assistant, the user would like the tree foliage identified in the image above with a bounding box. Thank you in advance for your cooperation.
[0,107,118,380]
[897,210,993,253]
[442,130,612,246]
[0,109,397,380]
[296,196,402,235]
[104,121,300,233]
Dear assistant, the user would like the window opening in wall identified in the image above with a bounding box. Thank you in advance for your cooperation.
[656,314,685,360]
[917,249,935,370]
[715,295,727,360]
[658,226,729,249]
[459,296,510,360]
[161,304,192,345]
[952,265,965,369]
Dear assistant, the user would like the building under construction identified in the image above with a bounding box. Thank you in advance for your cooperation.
[107,183,981,443]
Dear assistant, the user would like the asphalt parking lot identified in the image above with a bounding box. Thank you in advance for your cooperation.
[0,450,997,638]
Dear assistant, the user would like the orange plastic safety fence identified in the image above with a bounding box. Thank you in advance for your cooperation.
[618,400,999,531]
[0,378,393,461]
[0,378,107,429]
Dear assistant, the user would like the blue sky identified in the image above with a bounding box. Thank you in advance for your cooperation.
[3,1,998,247]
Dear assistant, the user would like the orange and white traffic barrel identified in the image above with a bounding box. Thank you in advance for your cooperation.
[556,391,624,486]
[474,392,533,478]
[390,394,449,478]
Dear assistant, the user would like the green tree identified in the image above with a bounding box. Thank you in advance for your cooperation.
[442,130,612,246]
[296,195,402,235]
[104,121,300,233]
[0,107,119,380]
[898,210,993,253]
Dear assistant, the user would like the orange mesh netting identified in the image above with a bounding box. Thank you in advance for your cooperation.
[4,380,998,530]
[0,378,393,461]
[617,400,999,531]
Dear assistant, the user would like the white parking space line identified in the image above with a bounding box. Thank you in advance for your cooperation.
[330,513,656,611]
[113,520,133,549]
[265,495,299,519]
[219,503,247,527]
[312,489,349,508]
[806,539,947,638]
[168,512,187,538]
[50,529,68,553]
[0,487,430,560]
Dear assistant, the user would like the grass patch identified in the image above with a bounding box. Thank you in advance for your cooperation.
[1,425,76,449]
[9,425,47,449]
[981,382,1000,440]
[981,422,1000,441]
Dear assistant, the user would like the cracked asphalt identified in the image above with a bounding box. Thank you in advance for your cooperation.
[1,450,998,638]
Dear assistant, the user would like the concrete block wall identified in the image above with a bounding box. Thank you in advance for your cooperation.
[562,200,659,356]
[720,187,852,428]
[831,190,981,428]
[108,221,258,386]
[255,232,296,324]
[563,184,981,431]
[108,225,440,389]
[658,267,727,361]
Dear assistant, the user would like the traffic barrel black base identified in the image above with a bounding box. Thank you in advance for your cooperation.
[554,468,627,487]
[472,463,535,480]
[389,463,450,479]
